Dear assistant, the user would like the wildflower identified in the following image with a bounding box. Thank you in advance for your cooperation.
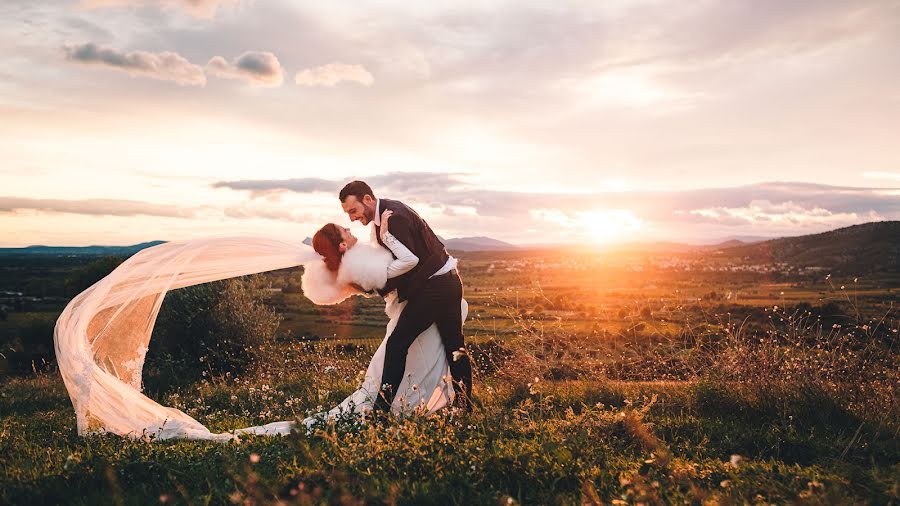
[249,453,260,464]
[324,365,335,374]
[729,454,743,468]
[720,480,731,488]
[452,348,467,362]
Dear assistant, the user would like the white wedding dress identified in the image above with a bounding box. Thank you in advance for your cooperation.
[53,236,463,442]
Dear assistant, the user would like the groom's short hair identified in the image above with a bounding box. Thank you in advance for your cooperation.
[339,181,375,203]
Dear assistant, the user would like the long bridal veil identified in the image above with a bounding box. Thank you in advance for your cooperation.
[54,237,320,442]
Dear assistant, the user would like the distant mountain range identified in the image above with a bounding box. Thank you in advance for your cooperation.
[299,235,519,252]
[0,241,167,257]
[2,222,897,274]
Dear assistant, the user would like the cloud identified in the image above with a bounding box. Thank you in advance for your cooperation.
[295,62,374,87]
[222,202,319,222]
[63,42,206,86]
[0,196,199,218]
[206,51,284,87]
[210,175,900,240]
[863,171,900,182]
[212,172,468,197]
[77,0,239,19]
[680,200,886,228]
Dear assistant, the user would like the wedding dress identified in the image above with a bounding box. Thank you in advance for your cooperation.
[54,236,464,442]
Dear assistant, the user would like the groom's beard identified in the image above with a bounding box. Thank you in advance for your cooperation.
[362,204,375,225]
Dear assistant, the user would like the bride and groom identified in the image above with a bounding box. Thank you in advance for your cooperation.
[53,179,472,441]
[239,181,474,435]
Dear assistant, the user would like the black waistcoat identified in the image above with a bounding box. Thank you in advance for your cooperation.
[374,198,450,302]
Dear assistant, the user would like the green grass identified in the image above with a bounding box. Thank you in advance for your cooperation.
[1,373,896,505]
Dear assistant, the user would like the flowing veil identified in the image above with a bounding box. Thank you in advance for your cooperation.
[54,237,321,442]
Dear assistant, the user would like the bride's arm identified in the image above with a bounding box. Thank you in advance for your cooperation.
[380,209,418,278]
[383,230,418,278]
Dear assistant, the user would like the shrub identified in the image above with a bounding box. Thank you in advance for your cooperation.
[65,256,124,296]
[1,316,56,375]
[147,275,282,386]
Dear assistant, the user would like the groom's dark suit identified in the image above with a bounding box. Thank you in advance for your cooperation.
[373,198,473,410]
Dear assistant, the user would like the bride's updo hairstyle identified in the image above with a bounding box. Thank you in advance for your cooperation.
[312,223,344,272]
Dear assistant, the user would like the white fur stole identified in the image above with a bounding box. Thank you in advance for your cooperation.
[300,242,393,305]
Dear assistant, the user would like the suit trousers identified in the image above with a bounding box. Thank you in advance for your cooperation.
[374,270,472,411]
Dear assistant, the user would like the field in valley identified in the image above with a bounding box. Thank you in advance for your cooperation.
[1,228,898,504]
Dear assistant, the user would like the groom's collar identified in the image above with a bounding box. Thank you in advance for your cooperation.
[373,198,381,227]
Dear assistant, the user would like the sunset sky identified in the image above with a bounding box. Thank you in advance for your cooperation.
[1,0,899,247]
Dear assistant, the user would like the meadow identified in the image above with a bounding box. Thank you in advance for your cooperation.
[1,245,898,504]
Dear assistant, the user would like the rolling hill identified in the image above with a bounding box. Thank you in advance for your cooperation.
[442,236,519,252]
[713,221,900,274]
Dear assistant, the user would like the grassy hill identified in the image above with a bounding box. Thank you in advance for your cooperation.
[715,221,900,273]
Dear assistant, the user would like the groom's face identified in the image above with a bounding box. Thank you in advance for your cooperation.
[341,195,376,225]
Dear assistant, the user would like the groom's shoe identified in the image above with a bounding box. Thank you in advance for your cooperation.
[451,383,474,413]
[449,355,474,412]
[452,396,474,413]
[372,385,394,413]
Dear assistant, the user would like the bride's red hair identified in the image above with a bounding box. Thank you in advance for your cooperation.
[312,223,344,272]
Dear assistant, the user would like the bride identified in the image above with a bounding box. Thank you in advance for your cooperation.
[237,211,466,436]
[53,214,465,442]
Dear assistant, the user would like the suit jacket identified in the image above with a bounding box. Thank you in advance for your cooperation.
[374,198,450,302]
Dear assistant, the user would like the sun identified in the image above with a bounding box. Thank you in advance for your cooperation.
[579,209,644,243]
[530,208,645,243]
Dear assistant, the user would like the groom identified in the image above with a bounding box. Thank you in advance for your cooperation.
[339,180,473,412]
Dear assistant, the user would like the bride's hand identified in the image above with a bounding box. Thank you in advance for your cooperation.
[380,210,393,241]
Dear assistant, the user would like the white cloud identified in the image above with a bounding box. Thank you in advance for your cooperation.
[683,200,886,227]
[561,68,699,109]
[294,62,374,87]
[863,171,900,182]
[77,0,240,19]
[0,196,200,218]
[63,42,206,86]
[206,51,285,87]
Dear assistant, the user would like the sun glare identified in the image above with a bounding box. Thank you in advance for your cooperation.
[531,208,644,243]
[580,209,643,243]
